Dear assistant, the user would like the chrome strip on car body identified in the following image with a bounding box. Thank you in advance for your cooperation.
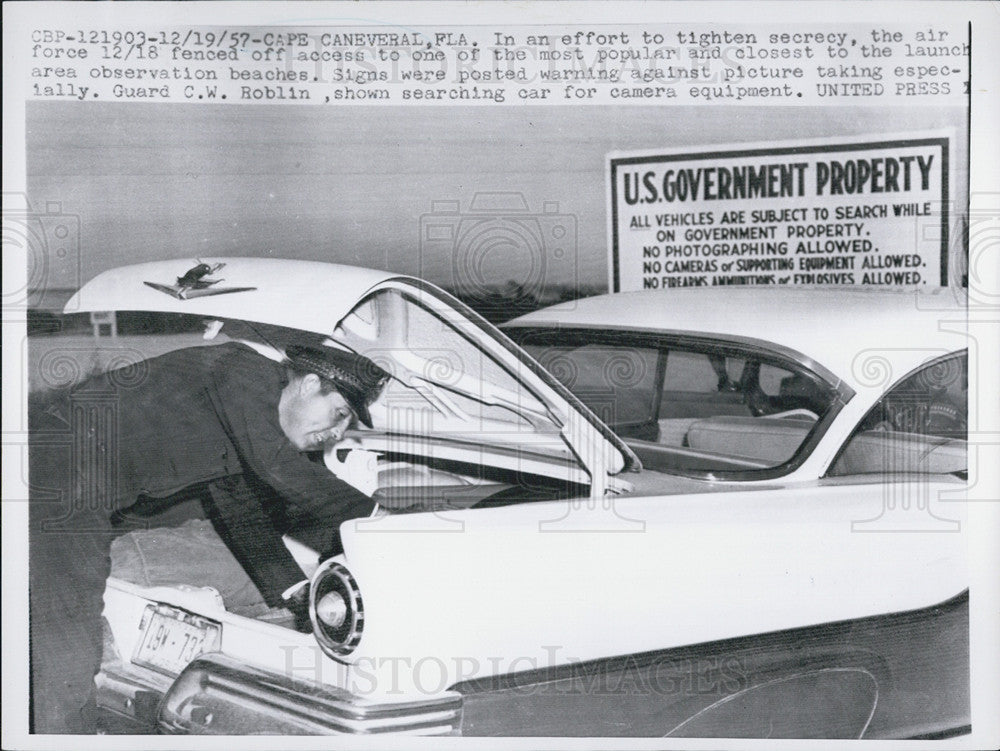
[157,652,463,735]
[449,590,969,739]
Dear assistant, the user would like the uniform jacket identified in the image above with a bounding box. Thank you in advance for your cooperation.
[57,341,374,523]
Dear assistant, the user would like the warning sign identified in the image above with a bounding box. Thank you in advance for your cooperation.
[608,134,950,292]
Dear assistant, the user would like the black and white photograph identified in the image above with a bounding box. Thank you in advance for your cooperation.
[3,1,998,747]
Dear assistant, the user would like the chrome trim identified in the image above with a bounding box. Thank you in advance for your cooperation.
[158,652,462,735]
[95,667,166,730]
[402,280,641,473]
[450,589,968,695]
[503,324,853,401]
[310,560,364,657]
[96,617,171,730]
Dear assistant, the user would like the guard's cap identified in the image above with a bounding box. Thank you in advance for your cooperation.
[284,345,389,428]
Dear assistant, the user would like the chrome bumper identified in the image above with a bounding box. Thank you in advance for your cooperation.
[95,666,168,733]
[100,651,462,735]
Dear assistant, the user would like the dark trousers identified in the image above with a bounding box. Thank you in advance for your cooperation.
[29,503,116,734]
[28,401,117,734]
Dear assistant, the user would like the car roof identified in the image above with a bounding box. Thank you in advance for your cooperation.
[503,287,968,385]
[66,258,403,336]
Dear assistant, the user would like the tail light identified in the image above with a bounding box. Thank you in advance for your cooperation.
[310,559,364,657]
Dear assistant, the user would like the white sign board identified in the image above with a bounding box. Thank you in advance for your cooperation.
[608,134,951,292]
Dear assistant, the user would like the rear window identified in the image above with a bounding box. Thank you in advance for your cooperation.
[528,343,660,428]
[518,330,839,476]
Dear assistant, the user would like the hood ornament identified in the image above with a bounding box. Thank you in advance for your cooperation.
[144,261,257,300]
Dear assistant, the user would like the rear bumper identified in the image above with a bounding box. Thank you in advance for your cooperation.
[95,667,166,734]
[98,652,463,735]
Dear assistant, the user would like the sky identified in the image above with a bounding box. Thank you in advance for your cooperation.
[26,101,967,303]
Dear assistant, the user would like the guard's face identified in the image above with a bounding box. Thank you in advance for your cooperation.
[280,375,355,451]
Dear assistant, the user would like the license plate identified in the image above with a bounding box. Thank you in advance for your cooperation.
[133,604,221,676]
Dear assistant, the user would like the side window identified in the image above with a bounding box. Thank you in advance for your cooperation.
[516,332,841,473]
[759,363,792,398]
[662,351,744,394]
[658,352,825,421]
[339,289,552,431]
[829,352,967,477]
[660,351,749,418]
[522,343,660,429]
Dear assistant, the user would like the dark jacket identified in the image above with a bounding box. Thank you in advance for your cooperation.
[55,341,374,523]
[28,341,375,731]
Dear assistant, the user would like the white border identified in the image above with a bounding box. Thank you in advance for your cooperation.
[3,3,998,750]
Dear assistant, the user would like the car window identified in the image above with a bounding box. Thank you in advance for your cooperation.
[522,342,660,429]
[660,351,749,420]
[338,289,560,435]
[518,330,840,474]
[663,350,744,394]
[828,352,967,477]
[759,363,792,396]
[656,348,830,470]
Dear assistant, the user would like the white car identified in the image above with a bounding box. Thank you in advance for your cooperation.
[63,260,968,738]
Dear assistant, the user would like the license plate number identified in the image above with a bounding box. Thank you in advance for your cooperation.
[133,605,221,676]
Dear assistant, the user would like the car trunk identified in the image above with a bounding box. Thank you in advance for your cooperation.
[109,519,299,629]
